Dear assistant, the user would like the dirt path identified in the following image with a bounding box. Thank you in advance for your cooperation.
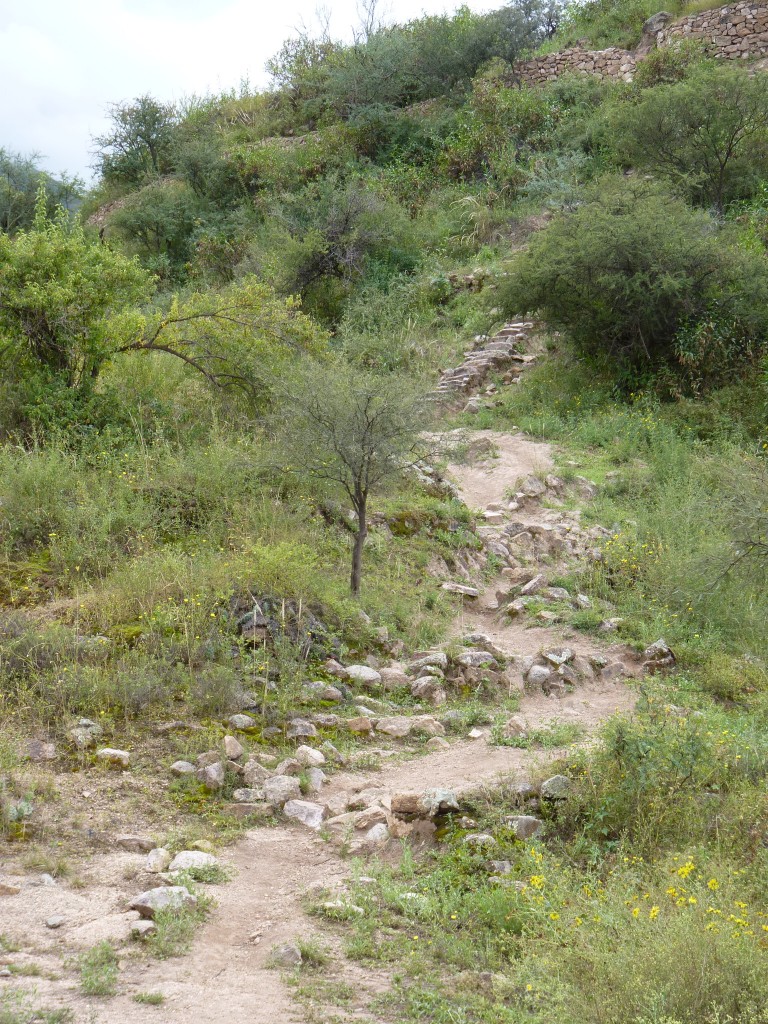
[1,327,639,1023]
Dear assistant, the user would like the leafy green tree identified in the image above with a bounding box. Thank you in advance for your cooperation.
[107,178,200,281]
[92,95,178,188]
[608,66,768,213]
[272,359,428,594]
[0,190,326,415]
[0,189,152,388]
[498,177,768,379]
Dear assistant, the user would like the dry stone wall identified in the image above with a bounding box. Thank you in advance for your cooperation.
[515,1,768,85]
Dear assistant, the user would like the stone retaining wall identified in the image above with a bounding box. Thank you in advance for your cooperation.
[515,1,768,85]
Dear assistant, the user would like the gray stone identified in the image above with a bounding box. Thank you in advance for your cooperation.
[345,665,382,689]
[145,848,172,873]
[96,748,130,769]
[303,767,327,794]
[541,775,572,800]
[168,851,218,872]
[271,942,302,968]
[283,799,326,829]
[320,741,346,764]
[263,775,302,807]
[502,715,527,739]
[520,574,546,596]
[294,745,326,767]
[45,915,65,929]
[375,716,412,738]
[506,815,543,839]
[197,762,225,791]
[286,719,318,740]
[463,832,496,849]
[130,920,157,939]
[243,760,272,786]
[302,681,343,702]
[129,886,197,919]
[223,735,244,761]
[542,647,574,667]
[116,834,155,853]
[526,664,552,687]
[232,788,264,803]
[228,714,257,730]
[441,582,480,598]
[274,758,302,776]
[170,760,196,777]
[456,650,497,669]
[426,736,450,751]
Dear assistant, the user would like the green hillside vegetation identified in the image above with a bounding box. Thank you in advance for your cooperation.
[1,0,767,1020]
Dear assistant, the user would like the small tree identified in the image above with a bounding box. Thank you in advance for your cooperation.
[92,95,177,188]
[273,359,429,595]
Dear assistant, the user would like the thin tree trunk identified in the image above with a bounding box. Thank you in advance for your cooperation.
[350,494,367,596]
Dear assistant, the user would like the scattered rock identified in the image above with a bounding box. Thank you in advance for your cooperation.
[170,760,196,777]
[347,716,373,735]
[223,735,244,761]
[643,638,676,672]
[541,775,572,800]
[345,665,382,689]
[464,832,496,849]
[129,886,197,919]
[197,762,226,791]
[45,916,65,929]
[286,719,318,740]
[542,647,574,667]
[283,799,327,830]
[228,714,257,730]
[168,851,218,872]
[426,736,450,751]
[68,719,103,750]
[116,835,155,853]
[67,911,142,948]
[25,739,56,762]
[320,741,346,764]
[506,815,543,840]
[0,880,22,896]
[379,667,410,690]
[274,757,302,777]
[96,748,130,769]
[411,715,445,738]
[409,652,449,672]
[441,582,480,598]
[263,775,302,807]
[130,920,157,939]
[232,788,264,803]
[271,942,302,968]
[295,745,326,767]
[145,848,172,874]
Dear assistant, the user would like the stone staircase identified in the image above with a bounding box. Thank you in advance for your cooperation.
[431,321,538,407]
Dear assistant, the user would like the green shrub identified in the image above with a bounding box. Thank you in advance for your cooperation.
[498,176,768,385]
[78,940,119,997]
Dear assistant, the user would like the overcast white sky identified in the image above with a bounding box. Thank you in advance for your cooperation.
[0,0,495,181]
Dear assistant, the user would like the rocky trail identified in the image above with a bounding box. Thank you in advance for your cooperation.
[0,324,667,1023]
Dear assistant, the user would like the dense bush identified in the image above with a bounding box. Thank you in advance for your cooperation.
[498,176,768,382]
[608,66,768,213]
